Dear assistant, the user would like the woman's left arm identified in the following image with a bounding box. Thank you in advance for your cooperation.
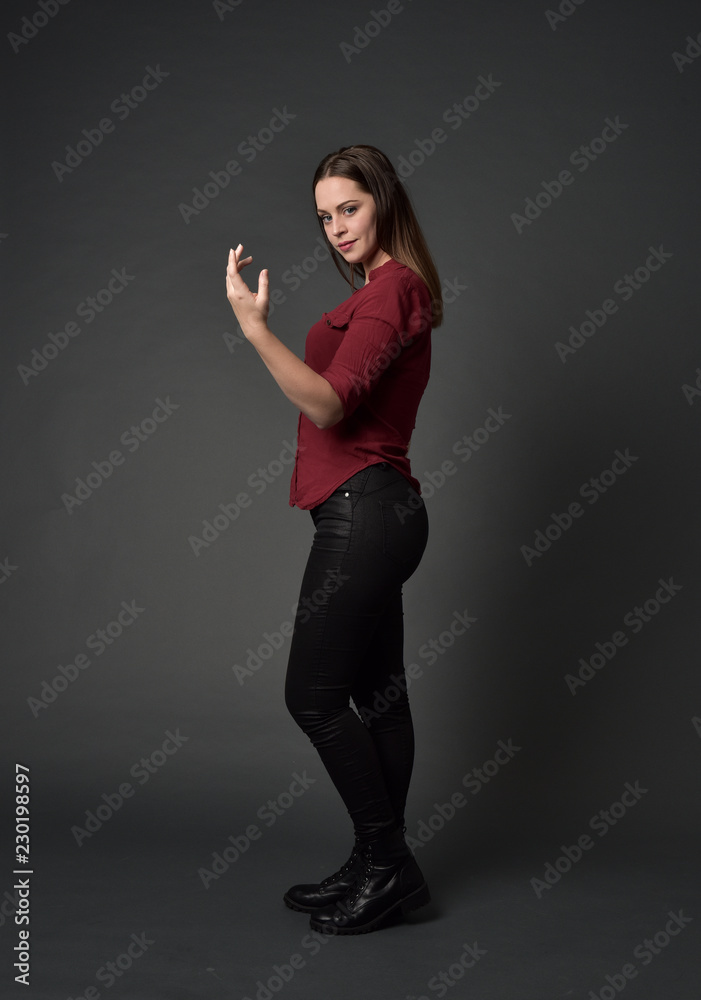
[225,245,343,430]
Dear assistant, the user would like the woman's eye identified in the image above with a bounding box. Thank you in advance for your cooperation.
[319,207,355,223]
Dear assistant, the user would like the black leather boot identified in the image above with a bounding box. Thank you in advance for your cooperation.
[283,844,368,912]
[308,829,430,935]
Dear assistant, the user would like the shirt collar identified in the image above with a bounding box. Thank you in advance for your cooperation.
[367,258,405,282]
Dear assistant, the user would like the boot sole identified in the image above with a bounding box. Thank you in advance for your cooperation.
[308,881,431,935]
[283,893,315,913]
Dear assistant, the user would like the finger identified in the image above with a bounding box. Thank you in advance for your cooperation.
[228,247,253,272]
[256,269,270,312]
[227,249,251,278]
[226,253,243,289]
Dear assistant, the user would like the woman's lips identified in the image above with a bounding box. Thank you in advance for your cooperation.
[337,240,356,251]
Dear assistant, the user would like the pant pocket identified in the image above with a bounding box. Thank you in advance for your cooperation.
[379,496,428,578]
[311,491,353,553]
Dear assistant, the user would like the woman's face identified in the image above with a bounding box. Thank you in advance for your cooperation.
[315,176,385,270]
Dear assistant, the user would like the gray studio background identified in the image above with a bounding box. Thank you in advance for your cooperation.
[3,0,700,997]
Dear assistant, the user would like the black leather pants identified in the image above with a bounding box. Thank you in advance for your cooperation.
[284,462,429,845]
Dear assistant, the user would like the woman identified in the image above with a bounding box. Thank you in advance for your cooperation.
[225,144,443,934]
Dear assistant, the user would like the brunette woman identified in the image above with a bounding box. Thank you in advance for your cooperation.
[225,144,442,934]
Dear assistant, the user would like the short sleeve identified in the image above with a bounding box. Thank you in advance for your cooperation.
[320,274,431,418]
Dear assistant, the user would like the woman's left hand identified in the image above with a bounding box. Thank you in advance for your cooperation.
[226,243,270,336]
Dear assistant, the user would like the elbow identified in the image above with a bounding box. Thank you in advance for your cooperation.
[313,412,342,430]
[313,390,344,429]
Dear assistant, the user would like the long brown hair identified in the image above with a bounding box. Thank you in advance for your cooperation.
[312,144,443,328]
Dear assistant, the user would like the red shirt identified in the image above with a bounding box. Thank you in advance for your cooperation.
[289,257,432,509]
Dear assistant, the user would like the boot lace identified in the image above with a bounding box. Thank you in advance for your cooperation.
[319,847,364,887]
